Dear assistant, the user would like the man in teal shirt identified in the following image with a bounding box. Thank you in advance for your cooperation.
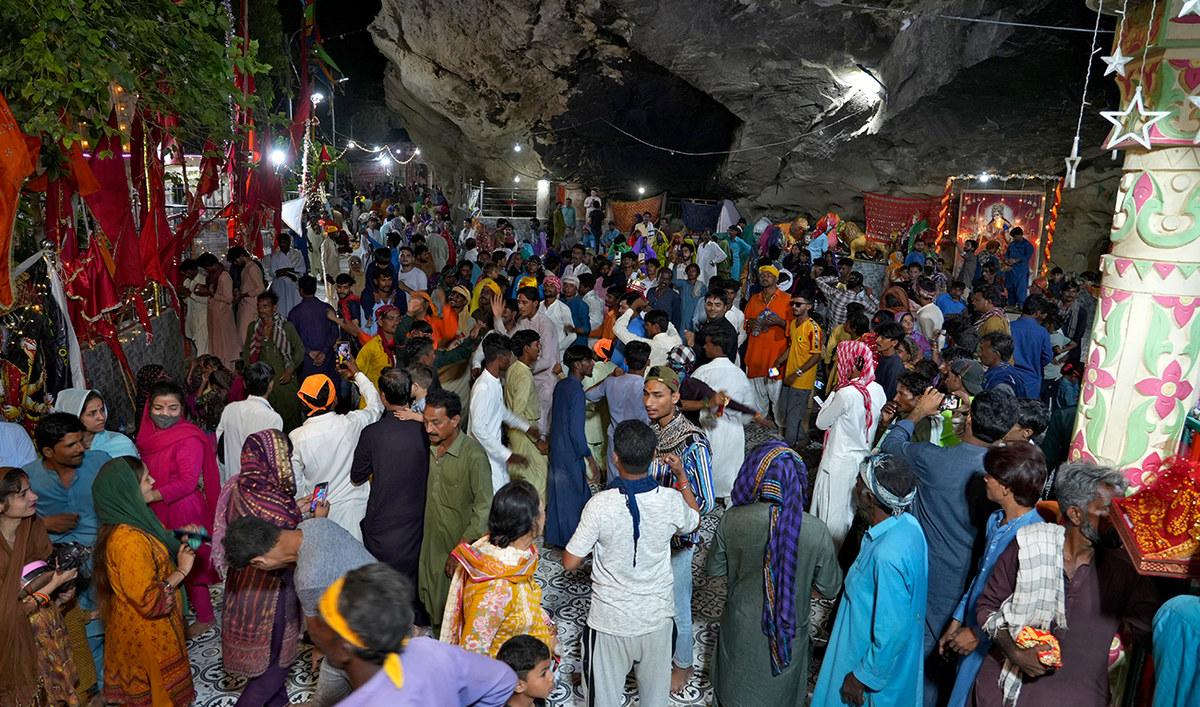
[812,453,927,707]
[25,412,112,686]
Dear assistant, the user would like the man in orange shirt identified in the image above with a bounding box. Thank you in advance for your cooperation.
[743,263,793,424]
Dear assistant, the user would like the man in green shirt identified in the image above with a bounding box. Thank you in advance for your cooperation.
[241,291,306,431]
[419,388,493,635]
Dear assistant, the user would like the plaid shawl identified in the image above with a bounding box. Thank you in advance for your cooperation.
[730,441,809,676]
[981,522,1067,707]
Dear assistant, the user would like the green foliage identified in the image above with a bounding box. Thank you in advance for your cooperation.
[0,0,271,151]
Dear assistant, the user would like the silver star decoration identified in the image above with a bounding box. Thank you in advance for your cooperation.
[1101,86,1171,150]
[1181,0,1200,17]
[1190,95,1200,144]
[1101,47,1133,77]
[1065,137,1082,189]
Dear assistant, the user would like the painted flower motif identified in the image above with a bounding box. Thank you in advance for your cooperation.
[1082,348,1116,405]
[1101,288,1132,319]
[1135,359,1195,420]
[1169,59,1200,93]
[1069,430,1095,463]
[1138,451,1164,489]
[1153,295,1200,328]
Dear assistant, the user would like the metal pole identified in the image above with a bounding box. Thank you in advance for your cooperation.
[330,91,337,201]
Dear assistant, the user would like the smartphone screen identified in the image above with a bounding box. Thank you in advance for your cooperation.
[311,482,329,512]
[336,342,351,365]
[939,396,962,412]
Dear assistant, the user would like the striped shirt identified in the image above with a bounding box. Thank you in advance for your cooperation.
[648,411,714,545]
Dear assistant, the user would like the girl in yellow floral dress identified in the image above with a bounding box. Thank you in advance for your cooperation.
[440,480,556,656]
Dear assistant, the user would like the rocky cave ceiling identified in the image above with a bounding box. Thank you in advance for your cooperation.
[369,0,1121,262]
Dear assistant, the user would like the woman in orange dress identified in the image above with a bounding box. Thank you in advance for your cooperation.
[0,467,81,707]
[440,480,556,657]
[92,457,197,707]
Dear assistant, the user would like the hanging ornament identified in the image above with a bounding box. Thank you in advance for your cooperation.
[1102,47,1134,76]
[1065,136,1083,188]
[1180,0,1200,17]
[1101,86,1171,149]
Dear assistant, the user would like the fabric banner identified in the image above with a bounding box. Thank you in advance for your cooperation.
[680,200,722,233]
[85,110,144,291]
[862,192,941,243]
[281,197,306,233]
[610,193,664,233]
[716,199,741,234]
[0,92,36,309]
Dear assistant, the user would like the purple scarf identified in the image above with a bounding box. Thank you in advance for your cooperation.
[730,441,809,676]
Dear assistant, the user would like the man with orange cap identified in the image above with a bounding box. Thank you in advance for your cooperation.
[289,355,383,542]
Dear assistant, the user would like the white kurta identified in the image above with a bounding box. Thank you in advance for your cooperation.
[268,248,306,317]
[214,396,283,483]
[691,357,754,499]
[810,380,886,549]
[542,298,576,355]
[184,273,209,355]
[288,372,383,540]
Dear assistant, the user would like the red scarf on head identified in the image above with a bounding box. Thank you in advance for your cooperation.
[835,339,877,430]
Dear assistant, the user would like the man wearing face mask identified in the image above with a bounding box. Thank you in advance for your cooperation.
[970,462,1158,707]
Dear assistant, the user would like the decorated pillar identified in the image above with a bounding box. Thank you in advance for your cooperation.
[1071,0,1200,486]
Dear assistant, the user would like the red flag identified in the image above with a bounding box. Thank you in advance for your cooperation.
[320,144,331,161]
[46,179,79,264]
[85,111,143,290]
[0,92,38,308]
[193,141,220,206]
[138,130,167,284]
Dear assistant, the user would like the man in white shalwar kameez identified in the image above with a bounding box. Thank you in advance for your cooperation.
[268,232,306,317]
[811,340,886,549]
[690,329,754,500]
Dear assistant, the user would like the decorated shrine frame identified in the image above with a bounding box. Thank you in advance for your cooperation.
[935,174,1063,276]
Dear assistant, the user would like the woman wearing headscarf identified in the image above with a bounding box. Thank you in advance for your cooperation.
[896,311,932,359]
[217,430,303,707]
[91,457,196,707]
[134,365,170,438]
[184,355,234,433]
[882,285,912,316]
[52,388,138,459]
[810,340,886,549]
[0,466,81,707]
[706,443,843,706]
[136,379,221,638]
[440,480,556,657]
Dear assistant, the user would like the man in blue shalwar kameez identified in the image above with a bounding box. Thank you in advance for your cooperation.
[544,345,602,547]
[1003,227,1035,307]
[811,452,927,707]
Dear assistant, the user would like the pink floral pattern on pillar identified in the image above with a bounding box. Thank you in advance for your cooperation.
[1101,288,1132,318]
[1153,295,1200,327]
[1169,59,1200,92]
[1083,348,1116,404]
[1134,360,1195,420]
[1069,430,1096,463]
[1139,451,1164,486]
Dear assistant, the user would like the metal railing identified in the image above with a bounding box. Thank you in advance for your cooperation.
[469,182,539,220]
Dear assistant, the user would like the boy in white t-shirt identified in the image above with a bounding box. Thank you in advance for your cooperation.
[564,420,701,707]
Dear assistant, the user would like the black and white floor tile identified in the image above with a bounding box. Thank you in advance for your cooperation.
[189,422,826,706]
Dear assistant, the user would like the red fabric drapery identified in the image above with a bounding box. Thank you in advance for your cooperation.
[85,110,144,290]
[862,192,942,244]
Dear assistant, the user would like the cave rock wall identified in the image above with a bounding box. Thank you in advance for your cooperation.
[371,0,1119,259]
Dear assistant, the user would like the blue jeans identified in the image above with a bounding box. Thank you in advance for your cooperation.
[670,545,695,669]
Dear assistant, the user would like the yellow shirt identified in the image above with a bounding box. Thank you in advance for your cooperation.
[978,313,1011,337]
[354,336,392,408]
[786,317,822,390]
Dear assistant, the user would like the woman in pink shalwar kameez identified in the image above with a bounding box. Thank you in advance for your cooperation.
[136,379,222,638]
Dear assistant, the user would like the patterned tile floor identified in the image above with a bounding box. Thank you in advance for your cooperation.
[189,422,818,706]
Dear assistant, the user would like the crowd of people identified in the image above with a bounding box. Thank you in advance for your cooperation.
[0,181,1178,707]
